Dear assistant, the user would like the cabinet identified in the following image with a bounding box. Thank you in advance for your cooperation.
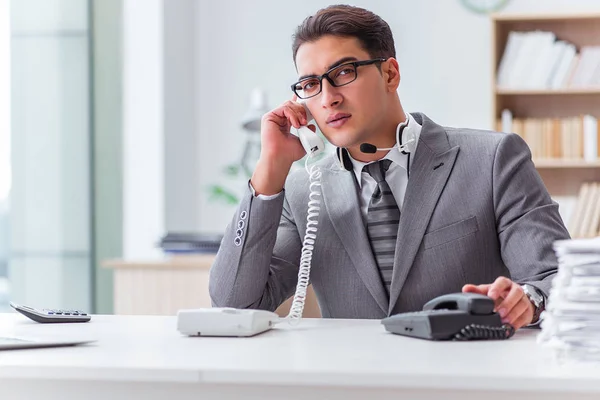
[103,254,321,317]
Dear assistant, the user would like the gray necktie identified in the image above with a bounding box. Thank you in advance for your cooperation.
[364,159,399,295]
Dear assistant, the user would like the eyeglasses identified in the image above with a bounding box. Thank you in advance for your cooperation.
[291,58,386,99]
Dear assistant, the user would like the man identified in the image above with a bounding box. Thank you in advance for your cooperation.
[209,5,570,330]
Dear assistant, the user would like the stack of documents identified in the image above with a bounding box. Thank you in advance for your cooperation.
[539,237,600,362]
[158,232,223,254]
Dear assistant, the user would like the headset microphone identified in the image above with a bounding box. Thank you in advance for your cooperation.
[359,139,415,155]
[359,115,415,155]
[359,143,378,153]
[338,115,416,175]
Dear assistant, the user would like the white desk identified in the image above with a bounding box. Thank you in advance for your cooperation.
[1,314,599,400]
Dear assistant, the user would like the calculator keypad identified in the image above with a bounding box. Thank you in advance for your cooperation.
[42,309,88,316]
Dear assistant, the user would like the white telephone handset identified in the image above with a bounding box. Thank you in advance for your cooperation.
[176,102,324,337]
[296,102,325,157]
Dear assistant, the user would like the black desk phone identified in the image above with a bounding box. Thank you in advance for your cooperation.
[381,293,515,341]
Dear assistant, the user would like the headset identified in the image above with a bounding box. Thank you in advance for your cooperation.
[336,114,417,177]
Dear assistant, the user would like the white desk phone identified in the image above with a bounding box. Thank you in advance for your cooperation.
[177,101,325,337]
[176,103,516,341]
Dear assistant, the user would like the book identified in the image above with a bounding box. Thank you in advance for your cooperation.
[569,183,589,237]
[587,184,600,238]
[583,115,599,162]
[577,183,598,238]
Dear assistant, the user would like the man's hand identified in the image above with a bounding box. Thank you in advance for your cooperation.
[250,94,316,196]
[462,277,534,330]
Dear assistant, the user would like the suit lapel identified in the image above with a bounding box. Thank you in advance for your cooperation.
[321,165,389,314]
[388,114,460,314]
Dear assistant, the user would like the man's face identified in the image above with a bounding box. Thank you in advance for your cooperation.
[295,35,390,149]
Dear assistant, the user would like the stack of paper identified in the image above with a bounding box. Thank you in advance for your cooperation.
[539,237,600,362]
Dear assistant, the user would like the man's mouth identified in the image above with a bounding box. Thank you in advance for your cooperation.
[326,113,352,124]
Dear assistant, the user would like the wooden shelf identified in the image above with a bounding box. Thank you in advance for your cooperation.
[491,13,600,213]
[534,159,600,169]
[492,13,600,22]
[496,88,600,96]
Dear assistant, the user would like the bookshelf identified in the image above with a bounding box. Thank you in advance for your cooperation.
[492,13,600,238]
[534,159,600,169]
[496,89,600,95]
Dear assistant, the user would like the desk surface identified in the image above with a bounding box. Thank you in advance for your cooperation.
[0,314,599,396]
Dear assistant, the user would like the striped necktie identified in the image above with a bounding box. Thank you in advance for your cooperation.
[364,159,399,295]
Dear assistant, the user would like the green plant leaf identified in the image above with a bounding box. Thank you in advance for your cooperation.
[223,164,240,176]
[207,185,239,205]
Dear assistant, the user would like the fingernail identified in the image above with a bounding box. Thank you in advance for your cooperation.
[498,308,506,318]
[502,318,509,324]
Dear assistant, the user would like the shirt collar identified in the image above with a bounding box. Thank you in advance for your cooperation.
[347,113,422,187]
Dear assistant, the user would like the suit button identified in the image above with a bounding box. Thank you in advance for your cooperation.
[236,228,243,237]
[234,237,242,246]
[240,210,247,220]
[238,220,245,229]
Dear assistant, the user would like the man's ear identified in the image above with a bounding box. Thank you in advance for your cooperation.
[384,58,401,92]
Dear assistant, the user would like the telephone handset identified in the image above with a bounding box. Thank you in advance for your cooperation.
[296,101,325,157]
[285,101,324,323]
[381,293,516,341]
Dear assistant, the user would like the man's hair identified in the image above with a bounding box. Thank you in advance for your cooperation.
[292,4,396,64]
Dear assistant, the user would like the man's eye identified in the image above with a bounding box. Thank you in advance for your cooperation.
[337,67,354,76]
[303,80,319,90]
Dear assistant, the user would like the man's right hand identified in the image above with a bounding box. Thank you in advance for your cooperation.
[250,96,316,196]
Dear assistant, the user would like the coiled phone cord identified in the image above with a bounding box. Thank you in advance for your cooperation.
[285,156,322,324]
[453,323,515,341]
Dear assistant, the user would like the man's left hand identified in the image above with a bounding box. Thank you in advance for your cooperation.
[462,277,534,330]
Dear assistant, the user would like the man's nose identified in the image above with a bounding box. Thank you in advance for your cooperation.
[320,79,342,108]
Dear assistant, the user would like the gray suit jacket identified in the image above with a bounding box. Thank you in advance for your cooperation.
[209,113,570,318]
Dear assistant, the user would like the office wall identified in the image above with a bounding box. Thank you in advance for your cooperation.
[195,0,600,232]
[9,0,91,310]
[91,0,123,314]
[0,0,9,309]
[122,0,165,259]
[122,0,199,259]
[164,0,200,233]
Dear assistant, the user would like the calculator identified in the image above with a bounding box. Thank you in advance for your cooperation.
[10,302,91,323]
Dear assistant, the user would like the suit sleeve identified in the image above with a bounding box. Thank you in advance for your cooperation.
[208,183,304,311]
[493,133,571,297]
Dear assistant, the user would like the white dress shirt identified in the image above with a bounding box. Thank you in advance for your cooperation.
[348,114,422,218]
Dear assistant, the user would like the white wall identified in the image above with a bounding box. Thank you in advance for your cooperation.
[122,0,200,259]
[92,0,123,313]
[195,0,600,232]
[9,0,91,310]
[0,0,10,204]
[0,0,11,305]
[164,0,200,232]
[122,0,164,259]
